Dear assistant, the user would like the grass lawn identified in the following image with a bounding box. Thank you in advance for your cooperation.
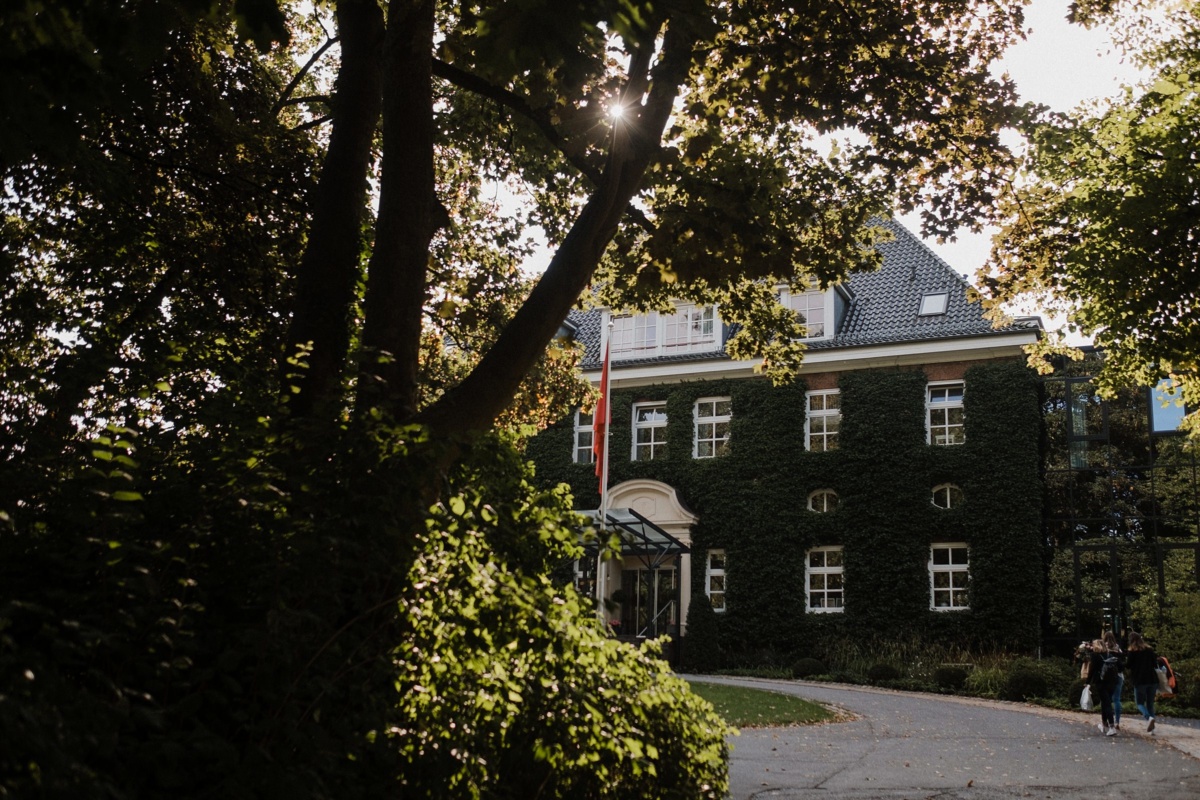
[688,681,836,728]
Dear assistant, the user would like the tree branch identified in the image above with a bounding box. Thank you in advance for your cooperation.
[292,114,333,132]
[21,262,186,458]
[274,35,338,115]
[278,94,331,108]
[417,19,696,437]
[431,57,655,234]
[432,58,595,179]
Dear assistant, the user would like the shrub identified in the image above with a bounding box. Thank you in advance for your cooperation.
[394,489,734,799]
[934,665,970,691]
[715,667,792,679]
[867,663,901,683]
[682,596,722,673]
[1000,658,1050,701]
[792,657,828,679]
[1025,656,1078,708]
[878,677,935,693]
[1170,657,1200,710]
[965,665,1006,698]
[0,428,734,800]
[721,647,792,672]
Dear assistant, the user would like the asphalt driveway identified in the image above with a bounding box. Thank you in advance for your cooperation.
[687,675,1200,800]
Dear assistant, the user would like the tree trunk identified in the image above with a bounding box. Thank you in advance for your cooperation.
[417,22,695,439]
[281,0,384,425]
[355,0,438,422]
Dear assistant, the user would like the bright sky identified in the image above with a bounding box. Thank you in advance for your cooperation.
[903,0,1147,279]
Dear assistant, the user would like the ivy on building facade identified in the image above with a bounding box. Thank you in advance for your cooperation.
[526,360,1043,664]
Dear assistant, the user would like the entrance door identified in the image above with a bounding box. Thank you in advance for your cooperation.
[619,568,677,638]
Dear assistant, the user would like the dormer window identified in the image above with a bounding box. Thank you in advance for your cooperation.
[610,303,718,359]
[919,292,949,316]
[780,286,830,339]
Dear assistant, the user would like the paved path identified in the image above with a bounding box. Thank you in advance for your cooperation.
[687,676,1200,800]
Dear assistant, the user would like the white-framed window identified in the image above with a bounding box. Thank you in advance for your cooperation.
[610,304,718,359]
[928,381,965,446]
[663,304,716,351]
[805,390,841,451]
[632,402,668,461]
[574,410,594,463]
[931,483,964,509]
[930,543,970,610]
[808,489,839,513]
[706,549,727,612]
[781,286,829,339]
[806,546,844,613]
[694,397,731,458]
[611,311,658,355]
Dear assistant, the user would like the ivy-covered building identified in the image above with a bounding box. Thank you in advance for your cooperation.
[526,219,1046,662]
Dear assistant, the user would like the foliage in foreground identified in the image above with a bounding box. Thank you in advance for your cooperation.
[0,427,730,798]
[395,490,732,798]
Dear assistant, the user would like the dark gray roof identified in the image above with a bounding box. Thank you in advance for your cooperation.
[572,217,1039,369]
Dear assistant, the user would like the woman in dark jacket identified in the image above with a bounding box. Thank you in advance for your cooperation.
[1102,630,1125,729]
[1126,631,1159,733]
[1087,637,1120,735]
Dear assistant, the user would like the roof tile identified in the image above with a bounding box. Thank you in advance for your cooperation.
[571,217,1036,368]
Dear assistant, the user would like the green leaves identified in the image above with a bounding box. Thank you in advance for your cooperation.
[0,1,1063,794]
[84,426,145,506]
[982,3,1200,430]
[232,0,290,50]
[422,0,1028,421]
[1,7,317,473]
[397,483,732,797]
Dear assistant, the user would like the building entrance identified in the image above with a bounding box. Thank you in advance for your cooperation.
[619,567,678,639]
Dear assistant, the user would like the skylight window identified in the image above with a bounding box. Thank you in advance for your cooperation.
[919,292,949,316]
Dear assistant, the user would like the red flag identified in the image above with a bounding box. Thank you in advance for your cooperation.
[593,340,610,483]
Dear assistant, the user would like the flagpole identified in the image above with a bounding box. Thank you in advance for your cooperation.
[595,319,614,623]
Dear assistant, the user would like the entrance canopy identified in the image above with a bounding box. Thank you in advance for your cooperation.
[579,507,690,570]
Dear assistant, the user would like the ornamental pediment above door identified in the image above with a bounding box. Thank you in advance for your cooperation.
[606,479,697,538]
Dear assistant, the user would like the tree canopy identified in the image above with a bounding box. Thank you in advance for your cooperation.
[1,0,1038,795]
[3,0,1031,452]
[979,0,1200,434]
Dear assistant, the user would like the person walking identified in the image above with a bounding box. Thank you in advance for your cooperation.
[1126,631,1159,734]
[1075,640,1093,682]
[1103,630,1125,730]
[1087,637,1120,736]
